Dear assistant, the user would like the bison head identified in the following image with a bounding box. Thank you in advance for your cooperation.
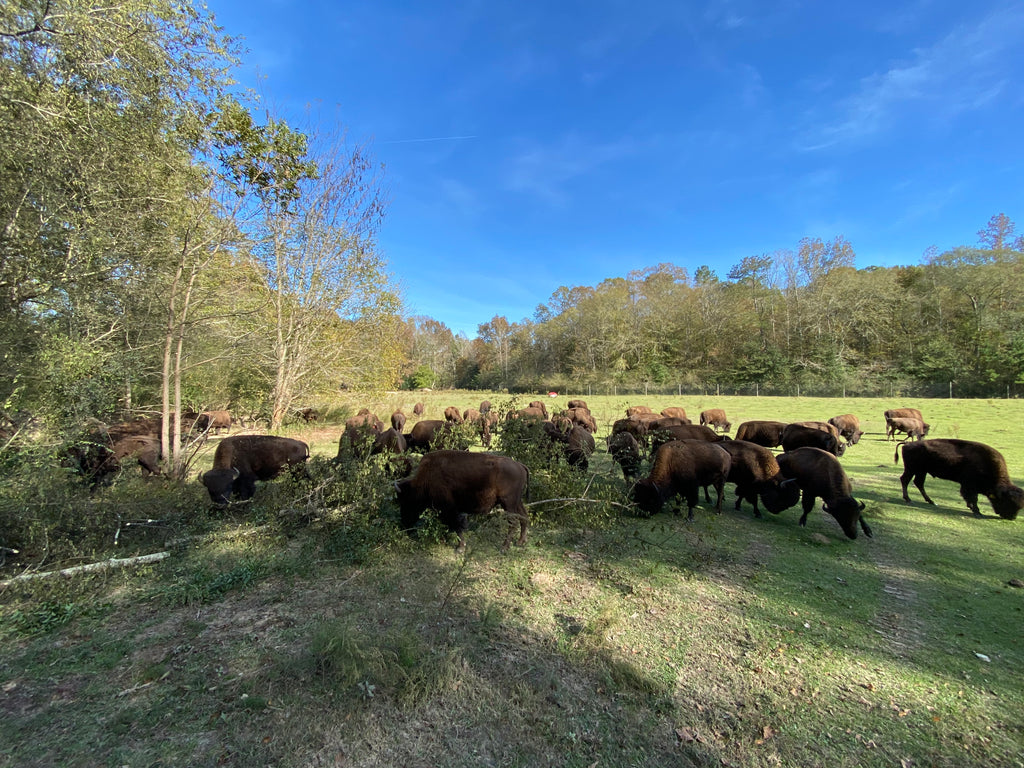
[990,484,1024,520]
[760,480,801,515]
[822,497,870,539]
[630,479,665,517]
[201,467,240,506]
[395,478,425,532]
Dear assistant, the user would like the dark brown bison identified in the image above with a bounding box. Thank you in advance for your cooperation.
[541,422,595,471]
[413,402,425,416]
[611,417,647,442]
[718,440,800,518]
[391,409,407,432]
[631,440,731,520]
[607,431,642,481]
[201,435,309,505]
[339,411,385,456]
[887,417,929,442]
[479,400,492,414]
[567,399,588,410]
[828,414,863,445]
[527,401,550,419]
[781,423,845,457]
[296,407,320,423]
[774,447,871,539]
[734,420,788,448]
[699,409,731,433]
[396,450,530,551]
[648,423,727,453]
[196,410,232,435]
[509,406,547,422]
[897,439,1024,520]
[71,434,163,484]
[660,407,690,422]
[444,406,464,423]
[405,419,469,453]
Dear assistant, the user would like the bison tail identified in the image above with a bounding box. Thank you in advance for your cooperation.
[894,443,902,464]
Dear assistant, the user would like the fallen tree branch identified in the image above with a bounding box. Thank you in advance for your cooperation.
[0,551,171,588]
[525,497,633,512]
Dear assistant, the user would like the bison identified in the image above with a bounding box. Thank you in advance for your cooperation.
[527,401,549,419]
[887,417,929,442]
[699,409,731,433]
[563,406,597,433]
[567,399,588,411]
[413,402,425,416]
[631,440,731,520]
[781,423,845,457]
[718,440,800,518]
[648,423,726,454]
[390,409,407,432]
[774,447,871,539]
[607,431,643,482]
[338,410,385,456]
[897,439,1024,520]
[201,435,309,505]
[884,407,923,440]
[444,406,465,423]
[405,419,469,453]
[542,423,595,471]
[626,405,655,418]
[660,407,690,422]
[828,414,863,445]
[734,420,788,448]
[296,407,320,423]
[396,450,530,551]
[196,410,232,435]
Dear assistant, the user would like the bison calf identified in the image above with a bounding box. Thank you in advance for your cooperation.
[396,450,530,551]
[897,438,1024,520]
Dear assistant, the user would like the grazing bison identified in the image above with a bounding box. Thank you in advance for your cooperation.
[567,399,588,411]
[781,423,845,457]
[718,440,800,518]
[527,401,550,419]
[413,402,425,416]
[661,407,690,422]
[793,420,842,440]
[699,409,731,433]
[405,419,469,453]
[607,431,643,482]
[479,400,492,414]
[71,434,163,485]
[648,423,726,453]
[444,406,464,423]
[196,410,232,435]
[828,414,863,445]
[339,411,385,456]
[539,420,595,470]
[396,450,530,551]
[201,435,309,505]
[611,417,647,442]
[631,440,731,520]
[887,417,929,443]
[897,439,1024,519]
[734,420,788,448]
[509,406,548,422]
[774,447,871,539]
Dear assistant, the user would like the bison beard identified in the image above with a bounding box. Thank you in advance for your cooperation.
[396,451,530,551]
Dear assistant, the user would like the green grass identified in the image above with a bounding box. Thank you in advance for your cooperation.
[1,393,1023,767]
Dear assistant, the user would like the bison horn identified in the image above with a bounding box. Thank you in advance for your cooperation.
[231,467,240,479]
[780,478,797,488]
[858,500,865,511]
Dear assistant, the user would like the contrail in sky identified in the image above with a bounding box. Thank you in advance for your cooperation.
[380,135,478,144]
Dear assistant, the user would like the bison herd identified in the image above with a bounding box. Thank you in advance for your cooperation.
[70,400,1023,552]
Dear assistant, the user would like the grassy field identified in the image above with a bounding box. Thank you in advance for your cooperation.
[1,393,1022,767]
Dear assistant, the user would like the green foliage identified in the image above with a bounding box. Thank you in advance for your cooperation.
[403,364,437,390]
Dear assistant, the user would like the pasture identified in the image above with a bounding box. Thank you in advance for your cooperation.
[1,394,1022,767]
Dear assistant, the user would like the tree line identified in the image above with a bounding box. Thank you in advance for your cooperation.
[1,1,402,476]
[404,217,1024,399]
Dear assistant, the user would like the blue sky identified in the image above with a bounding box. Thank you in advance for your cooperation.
[206,0,1024,337]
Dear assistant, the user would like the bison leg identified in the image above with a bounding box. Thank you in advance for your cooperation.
[503,507,529,549]
[798,492,816,526]
[959,487,983,517]
[859,516,873,538]
[713,479,725,514]
[912,473,934,505]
